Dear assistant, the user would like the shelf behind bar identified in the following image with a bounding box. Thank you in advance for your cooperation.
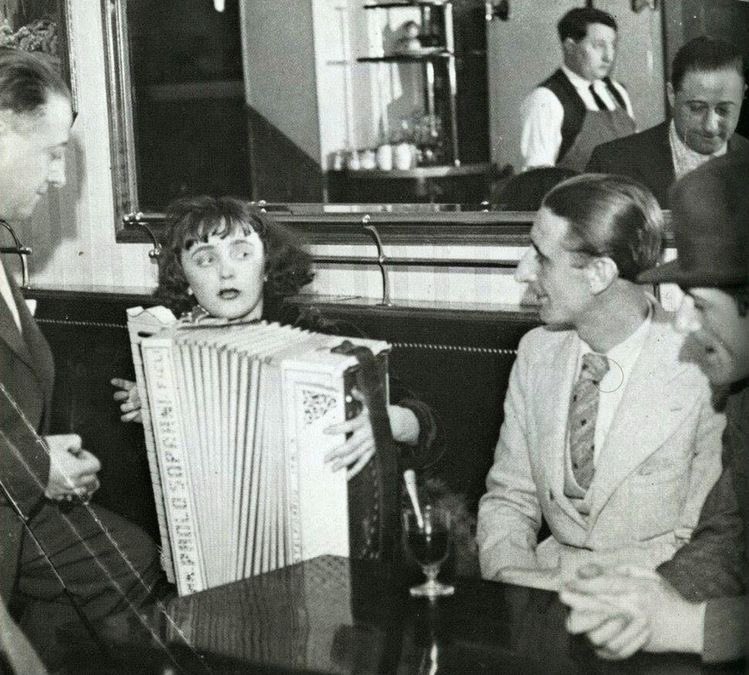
[363,1,452,9]
[312,255,517,269]
[333,162,489,179]
[357,53,452,63]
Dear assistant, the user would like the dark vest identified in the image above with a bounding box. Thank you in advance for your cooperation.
[541,69,628,164]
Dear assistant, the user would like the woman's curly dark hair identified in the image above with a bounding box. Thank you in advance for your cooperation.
[155,195,314,318]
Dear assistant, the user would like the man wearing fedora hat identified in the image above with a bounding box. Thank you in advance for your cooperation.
[561,152,748,663]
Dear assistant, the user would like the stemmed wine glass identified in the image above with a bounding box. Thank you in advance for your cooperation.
[403,505,454,598]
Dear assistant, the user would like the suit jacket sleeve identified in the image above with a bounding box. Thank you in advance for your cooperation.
[0,284,51,517]
[702,595,746,663]
[585,144,607,173]
[0,390,50,516]
[675,386,727,544]
[477,336,543,579]
[392,394,443,472]
[658,466,745,600]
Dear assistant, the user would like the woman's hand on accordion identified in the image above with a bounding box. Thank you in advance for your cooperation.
[111,378,143,423]
[323,390,420,480]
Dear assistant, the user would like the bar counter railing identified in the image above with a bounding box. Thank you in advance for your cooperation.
[0,220,32,288]
[123,209,522,307]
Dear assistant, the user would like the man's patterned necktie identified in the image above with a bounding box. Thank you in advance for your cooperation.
[569,352,609,490]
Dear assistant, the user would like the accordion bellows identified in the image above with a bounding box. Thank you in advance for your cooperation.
[127,306,390,596]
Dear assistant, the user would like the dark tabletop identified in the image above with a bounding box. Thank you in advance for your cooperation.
[95,555,743,674]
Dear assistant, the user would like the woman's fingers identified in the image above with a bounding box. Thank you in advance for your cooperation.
[328,436,373,471]
[110,377,135,390]
[111,378,143,423]
[324,409,369,436]
[346,447,375,479]
[322,388,376,476]
[119,399,137,412]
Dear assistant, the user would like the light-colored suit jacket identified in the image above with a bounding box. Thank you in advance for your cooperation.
[477,304,724,581]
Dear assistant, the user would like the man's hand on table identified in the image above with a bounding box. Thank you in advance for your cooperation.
[559,564,705,660]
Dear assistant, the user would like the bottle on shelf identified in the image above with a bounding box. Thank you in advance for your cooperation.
[376,143,393,171]
[393,118,416,170]
[347,149,361,171]
[360,148,376,170]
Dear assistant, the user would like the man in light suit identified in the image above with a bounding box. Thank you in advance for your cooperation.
[562,154,748,664]
[0,48,160,668]
[586,36,748,207]
[476,174,724,589]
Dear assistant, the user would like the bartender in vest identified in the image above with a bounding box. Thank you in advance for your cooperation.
[520,7,635,172]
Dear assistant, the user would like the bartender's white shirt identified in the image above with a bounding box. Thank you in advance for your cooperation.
[520,65,634,171]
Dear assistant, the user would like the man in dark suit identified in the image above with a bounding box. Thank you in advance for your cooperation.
[0,48,160,667]
[587,36,748,206]
[561,153,748,664]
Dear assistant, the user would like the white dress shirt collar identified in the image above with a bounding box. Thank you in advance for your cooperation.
[561,64,596,88]
[668,120,727,180]
[561,65,619,112]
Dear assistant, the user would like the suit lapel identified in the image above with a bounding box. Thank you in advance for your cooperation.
[2,271,54,404]
[537,330,588,527]
[644,123,675,194]
[588,308,691,523]
[0,270,33,368]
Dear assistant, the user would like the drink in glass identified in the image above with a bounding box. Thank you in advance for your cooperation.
[404,505,454,597]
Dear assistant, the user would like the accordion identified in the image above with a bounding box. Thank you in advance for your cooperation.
[127,306,391,596]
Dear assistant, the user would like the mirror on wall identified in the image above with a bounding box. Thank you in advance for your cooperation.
[104,0,747,239]
[104,0,495,222]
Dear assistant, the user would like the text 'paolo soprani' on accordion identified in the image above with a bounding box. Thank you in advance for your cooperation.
[126,306,391,596]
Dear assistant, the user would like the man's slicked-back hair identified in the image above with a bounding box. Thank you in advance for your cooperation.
[557,7,617,42]
[0,47,70,116]
[671,36,744,92]
[542,174,664,282]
